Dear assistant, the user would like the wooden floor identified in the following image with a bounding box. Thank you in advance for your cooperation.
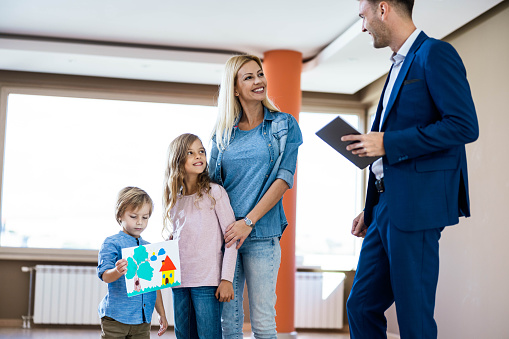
[0,327,350,338]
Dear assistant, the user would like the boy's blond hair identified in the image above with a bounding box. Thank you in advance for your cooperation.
[115,187,154,225]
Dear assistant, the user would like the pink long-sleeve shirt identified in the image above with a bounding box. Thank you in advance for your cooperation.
[170,183,237,287]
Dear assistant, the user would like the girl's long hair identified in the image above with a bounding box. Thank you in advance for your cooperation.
[162,133,214,236]
[212,54,279,150]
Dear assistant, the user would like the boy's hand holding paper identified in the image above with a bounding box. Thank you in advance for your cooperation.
[121,240,181,297]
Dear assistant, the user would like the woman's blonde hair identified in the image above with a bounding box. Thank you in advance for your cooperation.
[115,187,153,225]
[162,133,214,234]
[212,54,279,149]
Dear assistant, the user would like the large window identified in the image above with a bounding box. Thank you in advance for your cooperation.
[296,112,364,270]
[1,93,217,250]
[1,92,366,271]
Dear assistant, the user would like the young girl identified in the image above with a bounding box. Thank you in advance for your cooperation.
[162,133,237,339]
[98,186,168,338]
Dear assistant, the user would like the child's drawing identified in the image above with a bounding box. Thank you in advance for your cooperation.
[121,240,181,297]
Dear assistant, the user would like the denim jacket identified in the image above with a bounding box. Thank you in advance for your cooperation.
[209,107,303,239]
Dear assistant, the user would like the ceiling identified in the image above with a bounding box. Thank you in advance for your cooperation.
[0,0,504,95]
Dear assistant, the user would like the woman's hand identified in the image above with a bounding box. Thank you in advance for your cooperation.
[224,220,253,249]
[223,179,289,250]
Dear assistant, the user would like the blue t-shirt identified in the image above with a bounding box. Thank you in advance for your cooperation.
[221,123,270,218]
[97,231,157,325]
[210,108,303,238]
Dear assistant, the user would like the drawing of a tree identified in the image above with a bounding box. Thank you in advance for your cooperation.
[126,245,154,291]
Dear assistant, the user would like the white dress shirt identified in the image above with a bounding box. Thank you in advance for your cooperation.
[371,29,422,180]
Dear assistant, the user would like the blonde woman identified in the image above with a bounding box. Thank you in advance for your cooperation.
[209,55,302,339]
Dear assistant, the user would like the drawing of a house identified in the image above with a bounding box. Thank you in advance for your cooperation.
[160,255,177,285]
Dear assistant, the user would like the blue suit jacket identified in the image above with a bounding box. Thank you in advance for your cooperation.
[364,32,479,232]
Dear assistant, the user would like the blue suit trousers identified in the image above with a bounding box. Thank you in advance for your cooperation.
[347,193,443,339]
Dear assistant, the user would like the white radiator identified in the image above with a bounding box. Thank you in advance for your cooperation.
[294,271,345,329]
[33,265,174,326]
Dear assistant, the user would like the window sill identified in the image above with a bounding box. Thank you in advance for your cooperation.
[0,248,359,270]
[0,247,98,263]
[297,255,358,272]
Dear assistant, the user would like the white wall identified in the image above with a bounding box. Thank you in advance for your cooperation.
[434,2,509,338]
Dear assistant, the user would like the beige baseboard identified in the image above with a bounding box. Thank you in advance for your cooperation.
[0,319,23,328]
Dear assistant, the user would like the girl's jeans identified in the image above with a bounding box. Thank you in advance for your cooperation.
[172,286,223,339]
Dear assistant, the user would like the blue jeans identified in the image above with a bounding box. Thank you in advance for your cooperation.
[221,237,281,339]
[172,286,223,339]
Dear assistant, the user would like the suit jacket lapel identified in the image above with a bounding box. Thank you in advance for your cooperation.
[380,31,429,131]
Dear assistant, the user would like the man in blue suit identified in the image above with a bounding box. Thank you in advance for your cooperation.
[342,0,479,338]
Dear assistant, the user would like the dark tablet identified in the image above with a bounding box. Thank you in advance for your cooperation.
[316,116,380,169]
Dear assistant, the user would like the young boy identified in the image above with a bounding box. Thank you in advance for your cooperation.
[97,186,168,338]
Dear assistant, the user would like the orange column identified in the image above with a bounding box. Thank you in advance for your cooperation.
[263,49,302,336]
